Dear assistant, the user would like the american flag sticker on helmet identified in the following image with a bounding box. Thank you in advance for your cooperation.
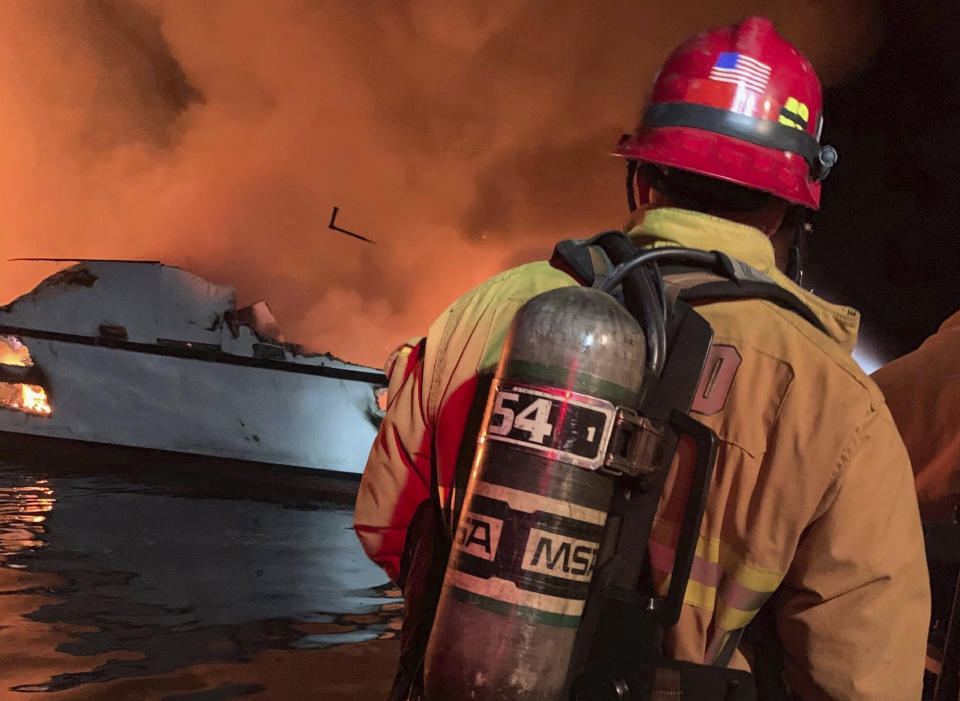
[709,52,771,93]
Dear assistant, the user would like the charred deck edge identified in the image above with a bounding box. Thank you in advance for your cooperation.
[0,324,387,385]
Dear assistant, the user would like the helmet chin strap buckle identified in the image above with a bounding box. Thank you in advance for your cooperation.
[815,145,838,182]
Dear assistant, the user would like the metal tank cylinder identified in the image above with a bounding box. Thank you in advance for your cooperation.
[424,286,647,701]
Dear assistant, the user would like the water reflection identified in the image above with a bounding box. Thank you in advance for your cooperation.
[0,477,55,560]
[0,460,400,699]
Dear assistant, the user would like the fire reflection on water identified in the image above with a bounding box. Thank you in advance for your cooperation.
[0,462,401,699]
[0,478,54,560]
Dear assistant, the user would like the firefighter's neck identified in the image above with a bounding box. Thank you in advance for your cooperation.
[647,189,790,273]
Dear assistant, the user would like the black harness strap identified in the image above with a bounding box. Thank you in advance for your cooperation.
[553,238,599,286]
[678,280,828,335]
[552,238,829,337]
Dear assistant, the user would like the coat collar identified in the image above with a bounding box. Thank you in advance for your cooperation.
[625,207,861,352]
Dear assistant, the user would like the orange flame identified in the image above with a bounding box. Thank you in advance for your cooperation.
[18,384,52,415]
[0,335,32,367]
[0,382,52,416]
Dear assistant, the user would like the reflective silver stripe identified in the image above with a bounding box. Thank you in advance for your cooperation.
[472,480,607,525]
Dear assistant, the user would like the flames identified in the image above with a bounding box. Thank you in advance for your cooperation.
[0,335,52,416]
[11,384,52,416]
[0,382,52,417]
[0,334,32,367]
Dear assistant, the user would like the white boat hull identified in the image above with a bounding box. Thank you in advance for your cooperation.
[0,336,382,475]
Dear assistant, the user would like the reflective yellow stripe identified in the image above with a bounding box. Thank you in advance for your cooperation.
[716,600,760,631]
[652,571,766,629]
[681,577,715,611]
[717,541,784,593]
[653,520,785,592]
[649,520,785,630]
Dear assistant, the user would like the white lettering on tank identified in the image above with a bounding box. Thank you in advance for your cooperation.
[455,512,504,561]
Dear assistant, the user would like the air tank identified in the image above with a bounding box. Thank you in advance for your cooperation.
[424,286,647,700]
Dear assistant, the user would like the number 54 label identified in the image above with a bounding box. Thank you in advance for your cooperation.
[484,381,616,470]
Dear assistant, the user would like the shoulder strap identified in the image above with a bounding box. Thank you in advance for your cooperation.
[552,236,828,335]
[552,238,598,285]
[677,278,828,335]
[551,236,615,288]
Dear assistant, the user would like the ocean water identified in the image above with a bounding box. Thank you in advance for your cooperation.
[0,458,400,700]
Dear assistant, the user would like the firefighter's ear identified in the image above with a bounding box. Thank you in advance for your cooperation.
[639,163,668,207]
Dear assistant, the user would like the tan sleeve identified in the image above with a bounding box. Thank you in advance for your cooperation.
[872,315,960,522]
[353,262,580,583]
[777,408,930,701]
[353,337,433,583]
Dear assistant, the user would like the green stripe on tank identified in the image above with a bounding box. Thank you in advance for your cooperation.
[447,585,583,629]
[504,359,638,407]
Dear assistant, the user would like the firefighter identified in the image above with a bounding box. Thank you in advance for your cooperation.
[872,312,960,700]
[355,16,930,700]
[872,311,960,524]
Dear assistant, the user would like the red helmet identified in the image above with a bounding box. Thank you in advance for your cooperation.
[617,16,836,210]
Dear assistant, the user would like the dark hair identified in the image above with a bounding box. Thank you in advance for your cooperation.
[640,163,779,214]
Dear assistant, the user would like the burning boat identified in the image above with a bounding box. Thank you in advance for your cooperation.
[0,261,386,477]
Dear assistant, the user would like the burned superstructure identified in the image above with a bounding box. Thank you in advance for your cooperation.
[0,261,385,476]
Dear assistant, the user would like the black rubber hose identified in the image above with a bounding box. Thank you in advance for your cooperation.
[589,232,668,377]
[601,247,725,294]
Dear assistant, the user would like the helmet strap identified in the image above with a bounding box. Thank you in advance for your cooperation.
[785,211,811,285]
[625,159,639,212]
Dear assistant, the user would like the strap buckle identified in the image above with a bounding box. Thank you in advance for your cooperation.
[601,407,666,477]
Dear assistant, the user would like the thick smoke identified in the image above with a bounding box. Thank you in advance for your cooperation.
[0,0,879,367]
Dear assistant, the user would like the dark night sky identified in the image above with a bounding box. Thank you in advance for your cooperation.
[812,0,960,361]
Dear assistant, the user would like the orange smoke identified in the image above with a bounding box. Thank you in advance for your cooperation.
[0,1,880,368]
